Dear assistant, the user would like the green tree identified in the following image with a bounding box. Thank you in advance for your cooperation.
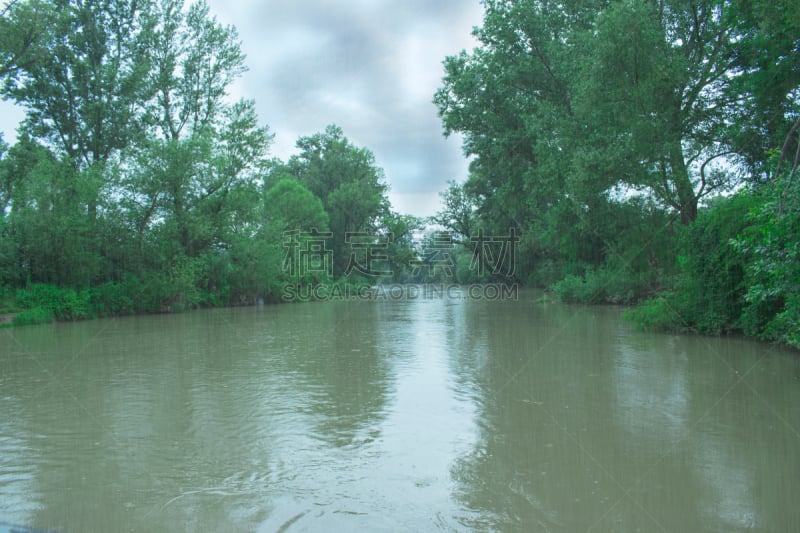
[435,0,753,228]
[263,177,329,233]
[380,211,423,282]
[725,0,800,177]
[0,0,275,310]
[430,179,476,242]
[286,125,390,276]
[434,0,800,302]
[117,0,271,286]
[2,0,155,218]
[148,0,246,142]
[0,0,51,78]
[0,135,100,285]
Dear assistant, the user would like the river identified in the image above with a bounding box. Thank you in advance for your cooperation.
[1,289,799,532]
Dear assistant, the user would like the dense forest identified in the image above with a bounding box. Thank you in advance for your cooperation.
[1,0,798,349]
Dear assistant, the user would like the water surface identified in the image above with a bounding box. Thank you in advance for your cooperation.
[1,291,799,531]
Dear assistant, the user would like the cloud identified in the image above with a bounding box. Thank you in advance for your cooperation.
[208,0,482,212]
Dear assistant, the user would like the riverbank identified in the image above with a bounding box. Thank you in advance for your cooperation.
[3,280,797,354]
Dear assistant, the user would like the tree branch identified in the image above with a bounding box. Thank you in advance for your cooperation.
[778,117,800,216]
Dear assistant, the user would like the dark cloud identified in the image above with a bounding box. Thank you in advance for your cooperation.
[207,0,483,215]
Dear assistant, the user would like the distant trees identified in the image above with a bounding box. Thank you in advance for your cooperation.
[430,180,476,243]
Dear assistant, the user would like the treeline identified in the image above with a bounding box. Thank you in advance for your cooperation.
[432,0,799,348]
[0,0,425,324]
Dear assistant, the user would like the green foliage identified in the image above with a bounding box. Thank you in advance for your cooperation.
[14,284,89,320]
[623,296,686,332]
[433,0,798,348]
[626,191,775,336]
[735,174,800,348]
[678,194,757,333]
[454,249,483,285]
[285,125,390,276]
[12,307,55,326]
[2,0,153,174]
[380,212,423,283]
[430,180,476,242]
[263,177,329,232]
[551,267,650,306]
[0,0,290,321]
[86,279,137,317]
[434,0,756,232]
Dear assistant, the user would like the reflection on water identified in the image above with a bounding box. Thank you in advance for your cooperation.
[1,291,799,532]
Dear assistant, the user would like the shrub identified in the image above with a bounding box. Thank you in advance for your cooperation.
[734,181,800,348]
[551,266,651,305]
[552,274,592,303]
[14,284,90,320]
[624,191,769,337]
[623,294,690,332]
[87,279,137,317]
[12,307,55,326]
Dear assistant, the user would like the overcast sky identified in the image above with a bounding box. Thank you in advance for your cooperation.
[0,1,484,217]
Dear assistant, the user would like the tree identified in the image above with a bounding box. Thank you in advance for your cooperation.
[119,0,271,265]
[286,125,390,276]
[148,0,246,142]
[430,179,477,242]
[2,0,155,219]
[0,0,275,306]
[724,0,800,178]
[0,0,51,78]
[380,211,423,282]
[434,0,766,229]
[0,134,100,285]
[263,177,329,233]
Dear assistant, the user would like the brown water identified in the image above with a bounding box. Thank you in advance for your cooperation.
[1,290,799,532]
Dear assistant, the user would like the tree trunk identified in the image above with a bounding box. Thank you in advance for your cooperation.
[671,141,697,224]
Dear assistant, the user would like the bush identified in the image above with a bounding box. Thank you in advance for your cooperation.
[551,266,651,305]
[87,279,137,317]
[552,274,593,303]
[623,293,690,332]
[624,191,777,338]
[14,284,90,320]
[734,180,800,348]
[12,307,55,326]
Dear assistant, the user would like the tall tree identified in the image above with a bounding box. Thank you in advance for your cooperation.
[0,135,99,285]
[148,0,246,142]
[724,0,800,180]
[435,0,768,226]
[120,0,271,263]
[2,0,155,220]
[286,125,390,276]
